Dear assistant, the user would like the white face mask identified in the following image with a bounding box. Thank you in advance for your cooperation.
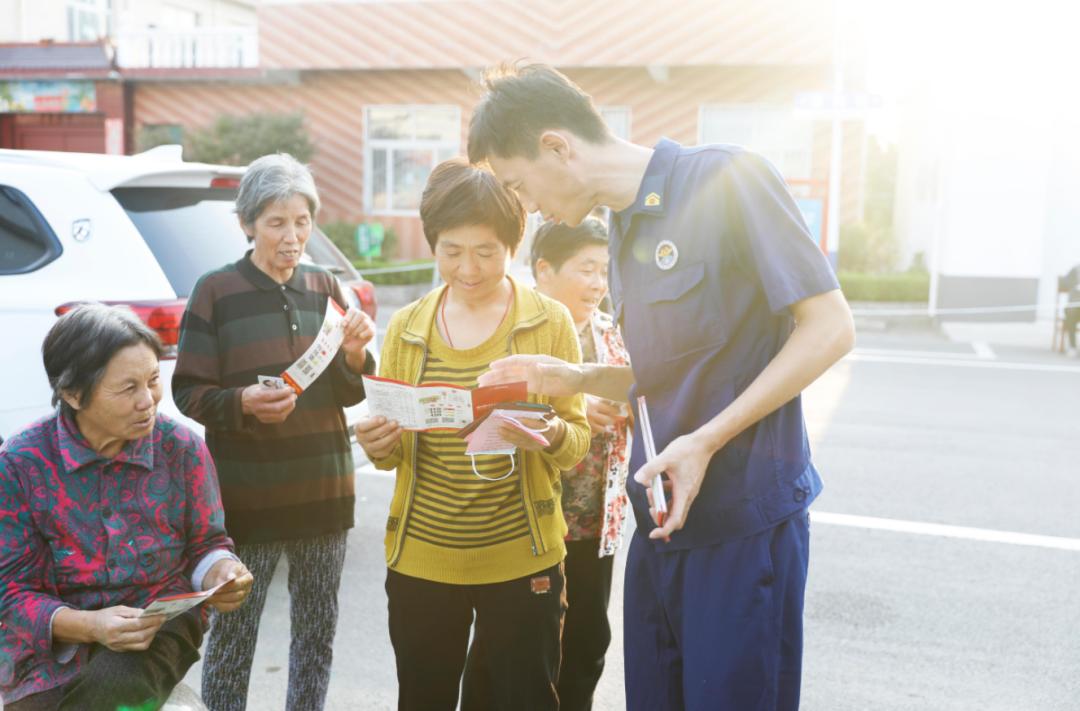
[469,451,517,481]
[465,414,552,481]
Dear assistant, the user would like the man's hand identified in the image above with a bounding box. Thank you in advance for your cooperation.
[90,606,167,652]
[241,384,297,424]
[355,415,403,460]
[340,307,376,371]
[633,431,719,541]
[478,354,584,398]
[585,395,625,436]
[203,558,254,613]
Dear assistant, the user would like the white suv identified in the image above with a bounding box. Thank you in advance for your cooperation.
[0,146,376,442]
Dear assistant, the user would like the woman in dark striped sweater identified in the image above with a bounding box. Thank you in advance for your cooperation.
[173,153,377,711]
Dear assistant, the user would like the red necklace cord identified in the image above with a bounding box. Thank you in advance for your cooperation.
[440,280,513,349]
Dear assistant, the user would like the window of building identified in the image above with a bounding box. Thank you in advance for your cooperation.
[364,105,460,215]
[67,0,111,42]
[0,186,63,275]
[699,105,813,180]
[599,106,632,140]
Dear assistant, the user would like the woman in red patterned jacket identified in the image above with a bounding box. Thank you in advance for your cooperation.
[530,218,632,711]
[0,304,252,710]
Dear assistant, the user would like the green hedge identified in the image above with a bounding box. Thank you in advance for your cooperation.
[353,259,435,285]
[838,271,930,302]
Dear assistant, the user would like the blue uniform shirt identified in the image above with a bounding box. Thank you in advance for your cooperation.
[609,138,840,551]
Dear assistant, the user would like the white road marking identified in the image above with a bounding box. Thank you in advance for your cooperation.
[813,511,1080,551]
[355,464,1080,552]
[854,347,974,360]
[846,352,1080,374]
[971,341,997,360]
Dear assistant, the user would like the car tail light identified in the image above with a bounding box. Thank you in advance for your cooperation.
[55,299,188,359]
[349,280,377,321]
[210,177,241,189]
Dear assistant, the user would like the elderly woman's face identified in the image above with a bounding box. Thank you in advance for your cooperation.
[248,193,313,279]
[73,343,162,443]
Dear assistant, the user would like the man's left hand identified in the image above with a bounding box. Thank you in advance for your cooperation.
[633,431,719,541]
[340,307,375,370]
[203,559,254,613]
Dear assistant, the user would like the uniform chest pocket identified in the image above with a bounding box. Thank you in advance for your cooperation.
[629,261,729,365]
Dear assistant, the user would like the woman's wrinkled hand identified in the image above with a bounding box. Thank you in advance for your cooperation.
[340,307,376,370]
[355,415,403,460]
[241,383,297,424]
[585,395,625,436]
[91,606,166,652]
[204,558,255,613]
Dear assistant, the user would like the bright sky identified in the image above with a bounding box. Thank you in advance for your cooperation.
[851,0,1080,143]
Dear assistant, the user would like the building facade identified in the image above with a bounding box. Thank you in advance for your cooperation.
[1,0,867,261]
[133,0,867,259]
[0,0,256,154]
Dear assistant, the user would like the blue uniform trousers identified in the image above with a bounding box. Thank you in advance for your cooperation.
[624,511,810,711]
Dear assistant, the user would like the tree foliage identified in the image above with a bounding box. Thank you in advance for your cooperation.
[184,113,314,166]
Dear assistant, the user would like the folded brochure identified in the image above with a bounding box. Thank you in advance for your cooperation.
[361,376,528,431]
[139,580,227,621]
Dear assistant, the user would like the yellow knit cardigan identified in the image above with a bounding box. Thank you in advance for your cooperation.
[372,277,590,572]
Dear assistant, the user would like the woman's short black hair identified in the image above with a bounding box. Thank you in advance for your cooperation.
[529,218,609,278]
[43,303,163,413]
[420,157,525,253]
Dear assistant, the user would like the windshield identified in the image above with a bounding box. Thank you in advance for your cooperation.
[113,187,249,297]
[113,187,357,296]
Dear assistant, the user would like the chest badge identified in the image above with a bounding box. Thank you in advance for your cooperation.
[654,240,679,270]
[644,192,662,207]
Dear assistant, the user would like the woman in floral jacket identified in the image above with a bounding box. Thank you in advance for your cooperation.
[530,218,632,711]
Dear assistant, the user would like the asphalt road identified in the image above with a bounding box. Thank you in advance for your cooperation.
[178,325,1080,710]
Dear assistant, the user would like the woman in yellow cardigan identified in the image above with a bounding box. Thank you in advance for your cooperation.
[354,159,589,711]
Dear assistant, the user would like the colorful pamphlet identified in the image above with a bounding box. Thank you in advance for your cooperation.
[361,376,529,431]
[139,580,226,621]
[280,297,346,394]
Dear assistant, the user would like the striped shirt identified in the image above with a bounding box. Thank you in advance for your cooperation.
[394,307,562,584]
[172,251,374,544]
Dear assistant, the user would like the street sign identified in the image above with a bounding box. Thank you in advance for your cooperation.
[356,223,385,260]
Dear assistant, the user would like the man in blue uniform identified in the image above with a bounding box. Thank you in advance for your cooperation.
[471,63,855,710]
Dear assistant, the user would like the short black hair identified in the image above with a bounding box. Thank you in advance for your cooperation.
[43,303,163,414]
[420,157,525,253]
[530,218,609,279]
[468,62,611,163]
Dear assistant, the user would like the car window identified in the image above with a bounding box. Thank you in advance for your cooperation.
[113,187,250,297]
[0,185,63,275]
[306,228,361,280]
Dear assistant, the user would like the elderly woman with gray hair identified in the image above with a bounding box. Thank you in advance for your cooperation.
[0,304,252,710]
[173,153,376,711]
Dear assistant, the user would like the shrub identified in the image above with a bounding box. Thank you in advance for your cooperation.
[353,259,435,285]
[320,221,398,262]
[838,271,930,302]
[838,222,899,274]
[185,113,314,166]
[136,124,182,153]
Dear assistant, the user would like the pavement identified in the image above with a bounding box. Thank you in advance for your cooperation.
[170,295,1080,710]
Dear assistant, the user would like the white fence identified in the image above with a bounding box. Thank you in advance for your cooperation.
[115,27,258,69]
